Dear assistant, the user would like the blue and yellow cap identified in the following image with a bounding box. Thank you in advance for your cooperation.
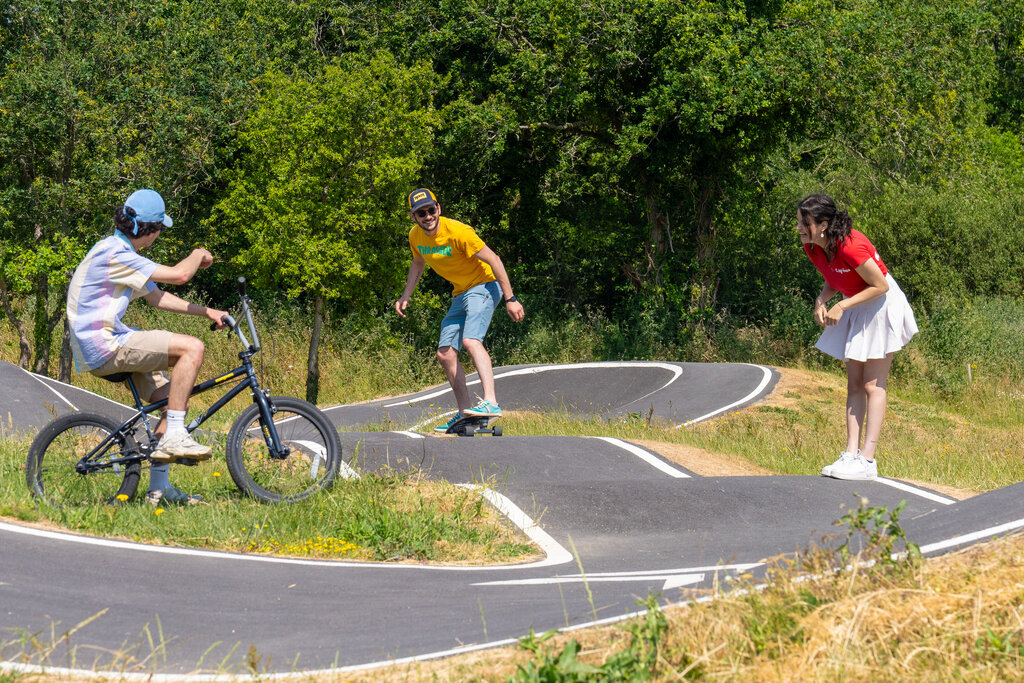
[407,188,438,212]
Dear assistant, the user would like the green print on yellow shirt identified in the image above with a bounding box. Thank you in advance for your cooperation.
[416,245,452,257]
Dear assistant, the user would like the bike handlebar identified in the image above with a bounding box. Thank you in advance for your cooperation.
[210,314,237,332]
[208,277,260,353]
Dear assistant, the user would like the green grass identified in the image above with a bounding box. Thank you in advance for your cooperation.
[1,438,534,564]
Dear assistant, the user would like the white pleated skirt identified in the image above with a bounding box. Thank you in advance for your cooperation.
[815,274,918,362]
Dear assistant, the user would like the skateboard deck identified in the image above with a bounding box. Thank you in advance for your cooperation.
[445,414,503,437]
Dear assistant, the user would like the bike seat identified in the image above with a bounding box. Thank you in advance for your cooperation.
[98,372,132,383]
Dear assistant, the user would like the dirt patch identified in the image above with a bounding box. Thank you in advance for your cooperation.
[630,439,776,477]
[761,365,846,408]
[896,478,978,501]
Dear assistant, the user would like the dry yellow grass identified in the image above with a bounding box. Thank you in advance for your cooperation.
[339,531,1024,682]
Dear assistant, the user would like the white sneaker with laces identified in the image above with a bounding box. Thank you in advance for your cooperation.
[152,432,212,462]
[821,451,857,477]
[829,452,878,481]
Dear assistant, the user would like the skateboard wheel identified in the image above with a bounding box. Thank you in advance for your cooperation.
[492,425,502,437]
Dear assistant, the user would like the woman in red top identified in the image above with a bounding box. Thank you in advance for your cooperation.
[797,194,918,481]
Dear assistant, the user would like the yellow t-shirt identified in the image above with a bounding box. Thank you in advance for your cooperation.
[409,216,495,295]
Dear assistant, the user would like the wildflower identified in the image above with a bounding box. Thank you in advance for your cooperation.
[154,508,164,516]
[116,494,128,502]
[213,472,222,477]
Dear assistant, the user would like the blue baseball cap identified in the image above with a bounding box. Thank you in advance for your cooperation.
[124,189,173,228]
[407,188,438,212]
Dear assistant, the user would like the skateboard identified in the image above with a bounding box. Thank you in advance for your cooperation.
[445,414,503,437]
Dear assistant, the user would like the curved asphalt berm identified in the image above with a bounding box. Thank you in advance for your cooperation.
[1,359,1023,676]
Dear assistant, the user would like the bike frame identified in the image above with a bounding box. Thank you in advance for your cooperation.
[76,278,289,474]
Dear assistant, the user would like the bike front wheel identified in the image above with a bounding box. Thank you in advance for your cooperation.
[225,397,342,503]
[26,413,142,507]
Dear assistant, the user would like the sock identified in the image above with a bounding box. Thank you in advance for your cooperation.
[149,463,170,492]
[166,409,187,436]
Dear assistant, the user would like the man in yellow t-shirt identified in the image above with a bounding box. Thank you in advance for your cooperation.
[395,188,525,432]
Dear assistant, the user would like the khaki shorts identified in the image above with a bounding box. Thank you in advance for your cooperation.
[91,330,172,401]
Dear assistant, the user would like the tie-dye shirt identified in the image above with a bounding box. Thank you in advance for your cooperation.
[66,231,158,371]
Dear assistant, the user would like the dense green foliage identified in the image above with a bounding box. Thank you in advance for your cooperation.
[2,0,1022,382]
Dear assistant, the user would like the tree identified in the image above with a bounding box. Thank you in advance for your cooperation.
[0,0,330,378]
[210,52,439,402]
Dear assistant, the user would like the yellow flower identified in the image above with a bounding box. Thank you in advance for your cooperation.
[154,508,164,516]
[116,494,129,502]
[213,472,222,477]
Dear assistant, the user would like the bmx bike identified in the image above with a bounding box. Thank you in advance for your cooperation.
[25,278,342,506]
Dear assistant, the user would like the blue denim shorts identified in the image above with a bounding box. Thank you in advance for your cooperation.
[438,281,501,351]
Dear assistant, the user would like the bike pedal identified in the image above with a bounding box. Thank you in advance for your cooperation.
[177,458,200,467]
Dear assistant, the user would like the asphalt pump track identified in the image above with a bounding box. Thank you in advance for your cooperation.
[2,360,1023,676]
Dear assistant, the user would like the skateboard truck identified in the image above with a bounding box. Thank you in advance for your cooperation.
[446,415,503,437]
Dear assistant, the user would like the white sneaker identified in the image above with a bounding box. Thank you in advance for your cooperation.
[829,452,878,481]
[821,451,857,477]
[152,432,212,462]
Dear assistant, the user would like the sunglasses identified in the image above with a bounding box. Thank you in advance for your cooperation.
[415,206,438,218]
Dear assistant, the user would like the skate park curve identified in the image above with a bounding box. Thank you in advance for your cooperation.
[2,359,1024,677]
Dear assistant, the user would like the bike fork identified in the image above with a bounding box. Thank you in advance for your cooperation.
[252,389,290,459]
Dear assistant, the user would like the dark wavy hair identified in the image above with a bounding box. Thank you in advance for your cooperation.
[798,194,853,260]
[114,205,164,238]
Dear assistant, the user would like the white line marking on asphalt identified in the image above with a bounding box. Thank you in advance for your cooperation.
[874,477,956,505]
[459,484,573,567]
[24,367,146,412]
[411,410,456,431]
[473,562,762,588]
[0,485,570,571]
[592,436,690,478]
[2,636,528,682]
[22,368,79,411]
[917,517,1024,555]
[574,562,764,577]
[680,363,774,426]
[382,361,683,408]
[392,430,424,439]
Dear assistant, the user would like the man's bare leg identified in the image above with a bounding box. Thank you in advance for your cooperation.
[149,333,205,438]
[462,338,496,405]
[437,345,472,413]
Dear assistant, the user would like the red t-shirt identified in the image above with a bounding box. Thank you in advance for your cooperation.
[804,229,888,297]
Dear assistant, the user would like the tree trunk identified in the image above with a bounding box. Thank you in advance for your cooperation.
[32,272,52,376]
[305,294,324,404]
[0,278,32,369]
[58,316,73,383]
[32,281,67,378]
[688,183,720,320]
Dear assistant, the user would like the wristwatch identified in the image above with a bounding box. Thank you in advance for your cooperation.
[506,296,518,303]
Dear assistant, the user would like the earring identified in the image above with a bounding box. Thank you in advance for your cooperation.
[819,231,825,237]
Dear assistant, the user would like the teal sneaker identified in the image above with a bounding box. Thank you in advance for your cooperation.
[464,400,502,417]
[434,413,463,433]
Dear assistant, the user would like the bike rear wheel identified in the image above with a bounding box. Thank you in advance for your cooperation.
[225,397,342,503]
[26,413,142,507]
